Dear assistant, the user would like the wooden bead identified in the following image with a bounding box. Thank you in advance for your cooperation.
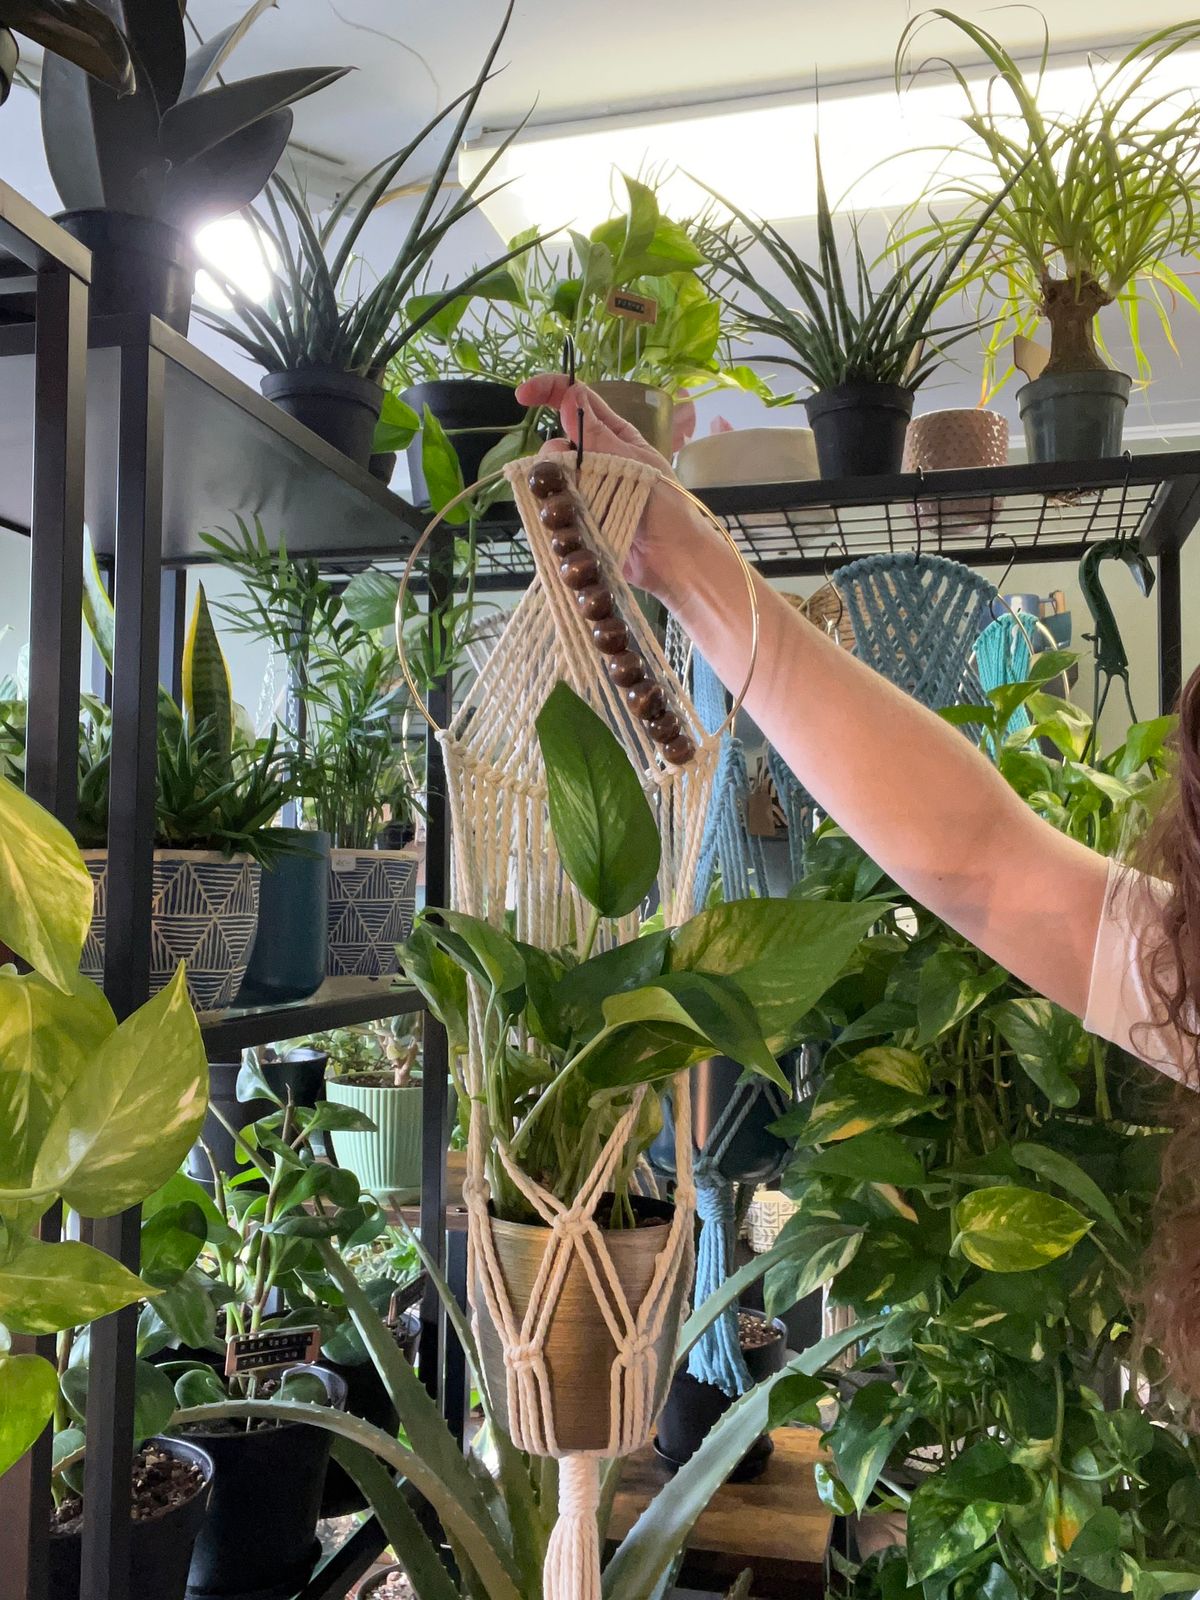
[560,550,600,589]
[592,617,629,654]
[646,710,681,744]
[576,585,613,621]
[627,681,666,722]
[551,528,583,557]
[528,460,568,499]
[539,493,577,531]
[606,651,646,688]
[663,734,696,765]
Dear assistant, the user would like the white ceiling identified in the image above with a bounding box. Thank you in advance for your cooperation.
[188,0,1200,172]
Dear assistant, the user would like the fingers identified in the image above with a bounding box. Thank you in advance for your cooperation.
[515,373,572,409]
[515,372,663,463]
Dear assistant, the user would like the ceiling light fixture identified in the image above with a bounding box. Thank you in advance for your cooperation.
[460,45,1200,240]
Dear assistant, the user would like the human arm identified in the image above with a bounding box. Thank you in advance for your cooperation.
[517,374,1109,1017]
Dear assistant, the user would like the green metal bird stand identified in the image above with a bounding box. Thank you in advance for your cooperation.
[1079,536,1156,748]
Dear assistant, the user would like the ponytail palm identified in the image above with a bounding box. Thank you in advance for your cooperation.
[900,11,1200,392]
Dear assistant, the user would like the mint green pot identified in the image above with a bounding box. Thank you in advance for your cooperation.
[325,1080,424,1200]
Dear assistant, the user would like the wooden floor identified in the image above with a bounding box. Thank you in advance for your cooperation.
[609,1426,832,1598]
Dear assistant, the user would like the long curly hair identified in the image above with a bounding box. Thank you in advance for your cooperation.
[1136,665,1200,1392]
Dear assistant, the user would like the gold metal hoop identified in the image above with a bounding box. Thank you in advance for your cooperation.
[394,461,760,743]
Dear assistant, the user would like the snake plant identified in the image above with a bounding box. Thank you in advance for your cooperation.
[897,10,1200,394]
[39,0,348,229]
[0,1,132,103]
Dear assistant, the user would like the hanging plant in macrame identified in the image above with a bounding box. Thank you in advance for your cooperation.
[435,452,727,1600]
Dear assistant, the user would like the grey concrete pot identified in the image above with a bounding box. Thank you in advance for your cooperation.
[1018,369,1131,462]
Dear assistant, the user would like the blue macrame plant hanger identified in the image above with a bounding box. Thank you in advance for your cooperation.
[836,551,995,708]
[972,608,1040,745]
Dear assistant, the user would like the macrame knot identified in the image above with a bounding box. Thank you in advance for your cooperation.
[694,1169,735,1224]
[462,1174,489,1206]
[689,1167,751,1398]
[503,1341,540,1372]
[543,1456,602,1600]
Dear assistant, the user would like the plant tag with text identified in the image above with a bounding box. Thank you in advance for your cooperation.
[225,1326,321,1377]
[605,288,658,325]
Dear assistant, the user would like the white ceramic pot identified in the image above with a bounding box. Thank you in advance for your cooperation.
[676,426,819,489]
[81,849,261,1012]
[326,846,420,978]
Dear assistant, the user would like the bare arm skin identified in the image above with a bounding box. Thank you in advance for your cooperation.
[517,374,1108,1018]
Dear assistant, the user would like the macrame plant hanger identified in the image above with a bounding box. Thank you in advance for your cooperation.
[396,429,759,1600]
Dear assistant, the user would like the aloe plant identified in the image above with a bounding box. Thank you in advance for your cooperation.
[39,0,348,228]
[0,1,132,103]
[696,140,1007,393]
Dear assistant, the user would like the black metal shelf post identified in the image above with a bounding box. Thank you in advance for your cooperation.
[0,182,90,1600]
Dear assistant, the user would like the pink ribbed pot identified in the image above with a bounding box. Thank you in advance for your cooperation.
[903,408,1009,534]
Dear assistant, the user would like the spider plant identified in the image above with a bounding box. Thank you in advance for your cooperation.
[201,1,541,383]
[696,139,1004,395]
[897,11,1200,394]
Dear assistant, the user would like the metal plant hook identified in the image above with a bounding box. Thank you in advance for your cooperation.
[559,334,585,468]
[819,541,847,641]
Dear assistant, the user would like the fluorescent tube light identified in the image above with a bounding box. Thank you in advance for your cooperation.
[460,48,1200,240]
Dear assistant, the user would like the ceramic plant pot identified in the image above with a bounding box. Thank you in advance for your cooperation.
[187,1051,328,1190]
[903,407,1010,533]
[260,367,384,468]
[676,426,820,490]
[235,830,330,1006]
[474,1194,687,1454]
[326,846,420,978]
[591,380,674,457]
[55,210,196,333]
[325,1079,424,1199]
[1018,369,1131,462]
[805,382,914,477]
[183,1367,346,1600]
[655,1309,787,1482]
[401,378,525,506]
[49,1437,213,1600]
[81,849,261,1012]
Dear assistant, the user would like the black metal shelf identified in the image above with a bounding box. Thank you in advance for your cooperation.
[378,449,1200,592]
[0,314,426,563]
[199,978,428,1056]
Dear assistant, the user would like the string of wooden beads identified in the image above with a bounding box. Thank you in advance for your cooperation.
[527,458,697,767]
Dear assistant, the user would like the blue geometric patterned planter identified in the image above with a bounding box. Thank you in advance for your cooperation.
[81,850,262,1012]
[326,848,419,978]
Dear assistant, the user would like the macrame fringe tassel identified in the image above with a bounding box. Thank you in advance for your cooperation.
[543,1455,602,1600]
[687,1175,752,1397]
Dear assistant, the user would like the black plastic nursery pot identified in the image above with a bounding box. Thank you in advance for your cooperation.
[48,1437,214,1600]
[401,378,525,506]
[649,1055,793,1185]
[234,830,330,1007]
[186,1050,328,1190]
[261,367,384,468]
[655,1309,788,1483]
[55,209,197,334]
[1017,369,1132,462]
[182,1367,347,1600]
[804,382,914,478]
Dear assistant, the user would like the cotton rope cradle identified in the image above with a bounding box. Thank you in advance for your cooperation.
[416,451,753,1600]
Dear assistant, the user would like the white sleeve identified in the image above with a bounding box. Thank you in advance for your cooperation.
[1083,859,1192,1083]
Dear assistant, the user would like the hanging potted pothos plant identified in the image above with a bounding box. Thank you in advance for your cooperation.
[901,10,1200,461]
[38,0,348,332]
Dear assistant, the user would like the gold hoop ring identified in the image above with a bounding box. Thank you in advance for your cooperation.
[394,460,760,741]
